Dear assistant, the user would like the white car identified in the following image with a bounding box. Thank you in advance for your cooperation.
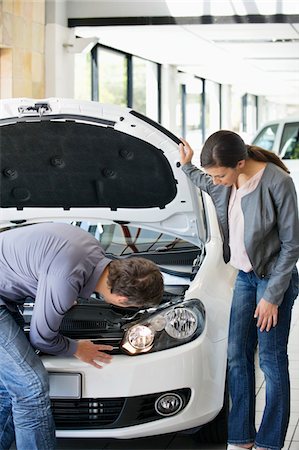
[252,117,299,195]
[0,98,236,443]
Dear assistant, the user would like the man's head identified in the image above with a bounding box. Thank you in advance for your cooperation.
[103,257,164,309]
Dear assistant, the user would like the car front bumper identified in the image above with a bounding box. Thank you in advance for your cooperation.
[43,333,228,438]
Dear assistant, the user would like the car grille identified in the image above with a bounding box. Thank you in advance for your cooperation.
[61,319,108,331]
[52,398,125,428]
[59,303,128,353]
[52,388,191,429]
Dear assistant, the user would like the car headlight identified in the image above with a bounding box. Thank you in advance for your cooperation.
[164,307,198,339]
[127,325,155,352]
[121,299,205,355]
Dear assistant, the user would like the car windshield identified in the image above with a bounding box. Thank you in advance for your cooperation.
[252,124,279,150]
[0,220,200,283]
[280,122,299,160]
[69,221,200,281]
[74,221,196,256]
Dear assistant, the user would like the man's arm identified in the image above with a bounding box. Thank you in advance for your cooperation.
[30,274,113,367]
[29,274,78,355]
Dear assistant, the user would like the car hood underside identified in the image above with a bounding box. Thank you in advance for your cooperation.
[0,98,206,246]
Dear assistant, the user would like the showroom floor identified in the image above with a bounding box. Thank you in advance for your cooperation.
[56,297,299,450]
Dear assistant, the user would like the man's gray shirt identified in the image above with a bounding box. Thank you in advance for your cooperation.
[0,222,111,356]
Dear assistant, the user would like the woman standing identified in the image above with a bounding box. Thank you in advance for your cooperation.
[179,130,299,450]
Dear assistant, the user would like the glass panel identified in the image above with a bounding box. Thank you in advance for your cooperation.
[244,94,257,136]
[280,122,299,160]
[98,48,127,106]
[132,57,159,121]
[179,78,203,151]
[176,83,183,138]
[252,124,279,151]
[132,57,146,114]
[205,80,220,138]
[74,52,91,100]
[230,87,243,134]
[98,224,195,256]
[186,80,203,148]
[72,222,196,257]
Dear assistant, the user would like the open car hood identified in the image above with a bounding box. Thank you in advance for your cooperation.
[0,98,206,245]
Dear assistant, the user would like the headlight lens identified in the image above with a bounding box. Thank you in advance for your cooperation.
[126,325,155,353]
[121,299,205,355]
[164,307,198,339]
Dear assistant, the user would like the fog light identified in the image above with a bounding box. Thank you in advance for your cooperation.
[155,393,183,417]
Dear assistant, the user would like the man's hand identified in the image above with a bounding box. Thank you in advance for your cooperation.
[74,340,113,368]
[254,298,278,332]
[179,138,194,166]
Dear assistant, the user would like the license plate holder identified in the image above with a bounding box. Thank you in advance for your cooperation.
[49,372,81,399]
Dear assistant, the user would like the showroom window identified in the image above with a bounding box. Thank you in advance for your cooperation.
[77,45,161,120]
[132,56,160,121]
[205,79,221,139]
[242,93,258,135]
[97,47,128,107]
[177,76,204,151]
[230,87,243,133]
[74,52,92,100]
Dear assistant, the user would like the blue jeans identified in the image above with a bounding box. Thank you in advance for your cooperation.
[0,306,56,450]
[227,267,298,450]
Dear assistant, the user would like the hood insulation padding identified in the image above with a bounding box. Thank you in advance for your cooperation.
[0,120,177,210]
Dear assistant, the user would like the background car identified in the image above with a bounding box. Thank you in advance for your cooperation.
[0,98,236,443]
[251,117,299,195]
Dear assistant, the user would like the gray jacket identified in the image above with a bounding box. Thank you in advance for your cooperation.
[182,162,299,306]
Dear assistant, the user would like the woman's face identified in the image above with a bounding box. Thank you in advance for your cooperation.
[204,165,239,187]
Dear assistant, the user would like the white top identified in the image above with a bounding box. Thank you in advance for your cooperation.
[229,168,265,272]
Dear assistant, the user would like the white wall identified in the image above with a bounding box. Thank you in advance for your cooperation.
[66,0,172,19]
[45,0,75,97]
[45,23,75,98]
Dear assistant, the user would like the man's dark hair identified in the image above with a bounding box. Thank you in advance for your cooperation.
[107,257,164,308]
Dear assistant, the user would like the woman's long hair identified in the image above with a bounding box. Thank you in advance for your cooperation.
[200,130,289,173]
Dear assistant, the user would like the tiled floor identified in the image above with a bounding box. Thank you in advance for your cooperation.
[56,297,299,450]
